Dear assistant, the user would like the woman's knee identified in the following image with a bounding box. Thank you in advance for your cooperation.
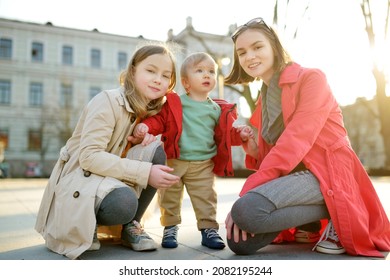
[227,232,278,255]
[227,239,253,255]
[231,193,275,232]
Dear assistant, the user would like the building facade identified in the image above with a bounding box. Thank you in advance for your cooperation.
[0,17,249,177]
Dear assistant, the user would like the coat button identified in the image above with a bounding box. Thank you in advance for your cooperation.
[73,191,80,198]
[327,190,334,196]
[84,170,91,177]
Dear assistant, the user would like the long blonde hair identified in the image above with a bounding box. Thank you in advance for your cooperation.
[120,42,177,118]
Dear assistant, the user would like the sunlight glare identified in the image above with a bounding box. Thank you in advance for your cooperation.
[239,96,252,119]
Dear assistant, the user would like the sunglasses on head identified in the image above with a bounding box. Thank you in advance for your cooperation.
[231,17,272,42]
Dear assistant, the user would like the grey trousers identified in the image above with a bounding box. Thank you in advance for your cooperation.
[228,170,330,255]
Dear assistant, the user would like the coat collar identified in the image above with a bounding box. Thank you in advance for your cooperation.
[116,86,135,114]
[279,62,302,86]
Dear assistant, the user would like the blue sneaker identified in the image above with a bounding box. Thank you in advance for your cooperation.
[161,225,179,248]
[201,228,225,250]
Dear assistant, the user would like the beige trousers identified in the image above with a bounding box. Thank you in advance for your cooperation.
[158,158,218,230]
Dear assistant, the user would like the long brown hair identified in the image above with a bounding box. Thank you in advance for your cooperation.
[119,42,177,118]
[225,19,292,85]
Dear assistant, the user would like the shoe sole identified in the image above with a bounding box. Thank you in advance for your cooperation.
[161,242,178,249]
[201,242,226,250]
[315,245,346,255]
[122,239,158,251]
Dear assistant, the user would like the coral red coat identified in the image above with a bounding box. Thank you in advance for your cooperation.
[243,63,390,257]
[142,92,243,177]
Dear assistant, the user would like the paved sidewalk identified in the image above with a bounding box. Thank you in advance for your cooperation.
[0,177,389,261]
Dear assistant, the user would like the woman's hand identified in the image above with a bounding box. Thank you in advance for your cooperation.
[242,137,258,159]
[225,211,254,243]
[148,165,180,189]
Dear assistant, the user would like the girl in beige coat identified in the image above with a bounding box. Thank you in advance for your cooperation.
[35,43,180,260]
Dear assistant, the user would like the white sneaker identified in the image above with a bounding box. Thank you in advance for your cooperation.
[312,220,346,254]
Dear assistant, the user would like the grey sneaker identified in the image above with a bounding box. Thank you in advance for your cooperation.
[121,220,157,251]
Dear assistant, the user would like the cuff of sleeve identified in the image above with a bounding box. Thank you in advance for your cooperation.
[123,161,152,190]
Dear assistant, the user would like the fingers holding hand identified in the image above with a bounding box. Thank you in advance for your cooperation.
[141,133,158,146]
[127,135,142,145]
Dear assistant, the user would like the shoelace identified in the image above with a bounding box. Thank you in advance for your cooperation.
[204,228,220,238]
[312,220,339,251]
[163,226,178,238]
[128,220,147,236]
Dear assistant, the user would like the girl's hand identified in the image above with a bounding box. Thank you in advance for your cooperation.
[148,165,180,189]
[140,133,158,146]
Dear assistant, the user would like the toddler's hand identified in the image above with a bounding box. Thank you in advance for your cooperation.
[133,123,149,138]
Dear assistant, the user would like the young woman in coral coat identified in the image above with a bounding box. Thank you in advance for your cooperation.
[224,17,390,257]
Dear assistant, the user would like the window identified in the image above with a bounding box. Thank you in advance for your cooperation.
[91,48,101,68]
[89,87,101,100]
[60,84,73,108]
[62,45,73,65]
[28,129,41,151]
[0,38,12,59]
[29,82,43,106]
[0,128,9,149]
[118,52,127,70]
[32,42,44,62]
[0,80,11,105]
